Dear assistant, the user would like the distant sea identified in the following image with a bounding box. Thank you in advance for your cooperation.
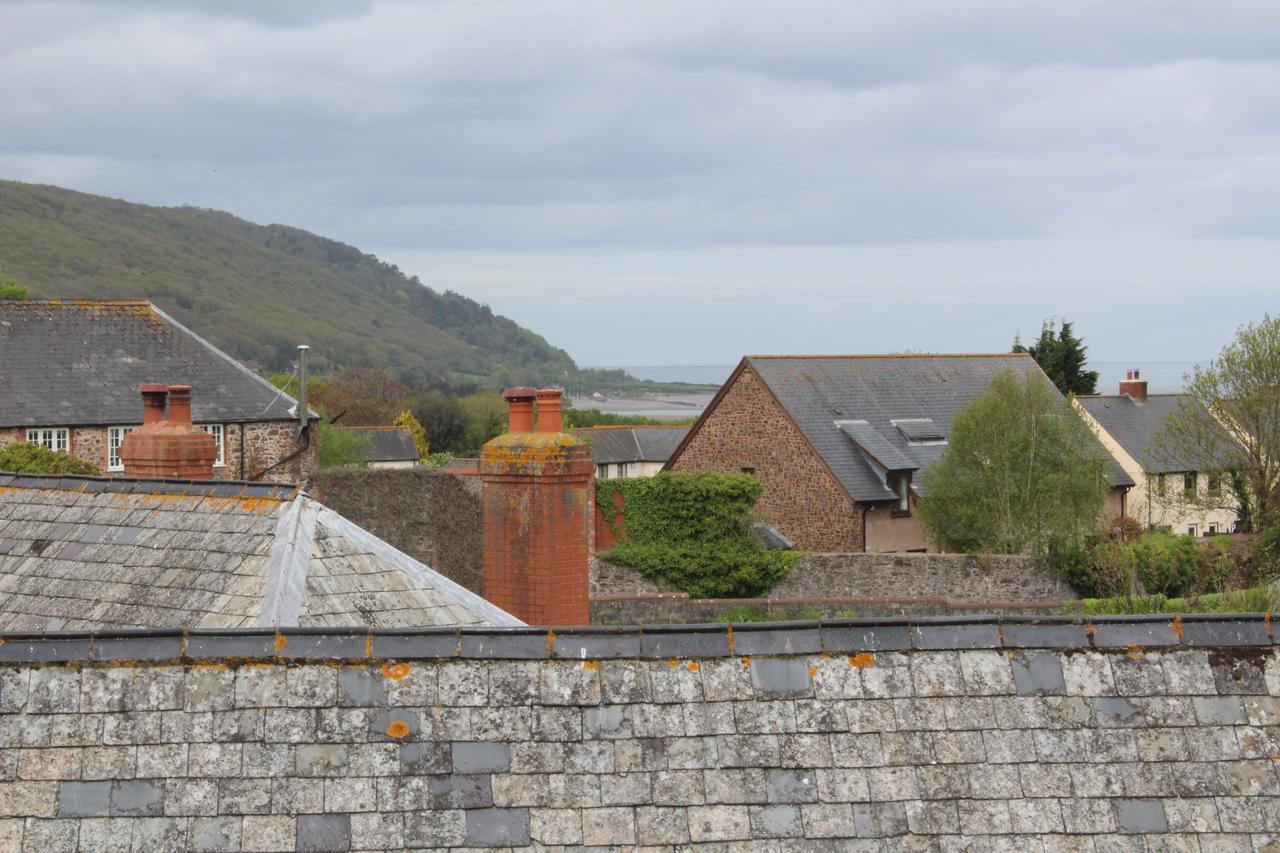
[597,361,1203,394]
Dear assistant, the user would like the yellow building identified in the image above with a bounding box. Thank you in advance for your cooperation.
[1074,370,1238,536]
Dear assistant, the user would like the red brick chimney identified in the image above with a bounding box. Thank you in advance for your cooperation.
[480,387,593,625]
[1119,369,1148,402]
[119,384,218,479]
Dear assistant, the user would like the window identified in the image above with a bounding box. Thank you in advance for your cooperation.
[1187,524,1198,537]
[597,464,609,479]
[107,426,136,472]
[1208,523,1219,535]
[892,472,911,516]
[1207,473,1222,496]
[1155,473,1166,496]
[614,463,628,478]
[199,424,225,467]
[741,467,756,475]
[1183,471,1197,493]
[26,428,69,452]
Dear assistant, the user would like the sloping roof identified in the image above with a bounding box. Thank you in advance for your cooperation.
[0,473,521,631]
[0,300,307,427]
[1076,394,1223,473]
[575,426,689,465]
[338,427,419,463]
[738,354,1132,503]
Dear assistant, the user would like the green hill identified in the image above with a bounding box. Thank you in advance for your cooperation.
[0,180,577,385]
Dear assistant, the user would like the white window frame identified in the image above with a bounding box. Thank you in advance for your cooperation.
[26,427,69,452]
[199,423,226,467]
[107,426,136,472]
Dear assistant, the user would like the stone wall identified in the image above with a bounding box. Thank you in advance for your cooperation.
[0,616,1276,850]
[666,364,863,551]
[314,468,484,593]
[590,552,1076,623]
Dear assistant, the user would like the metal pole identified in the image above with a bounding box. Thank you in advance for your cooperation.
[297,345,310,437]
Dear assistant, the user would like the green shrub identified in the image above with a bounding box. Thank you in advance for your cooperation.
[1193,537,1234,594]
[598,472,801,598]
[1050,535,1133,598]
[1070,585,1279,616]
[1130,531,1199,597]
[0,442,99,475]
[1248,526,1280,583]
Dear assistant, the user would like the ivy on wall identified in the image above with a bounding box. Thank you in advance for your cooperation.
[597,471,800,597]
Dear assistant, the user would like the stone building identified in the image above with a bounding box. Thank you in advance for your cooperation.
[334,426,421,469]
[666,354,1133,553]
[0,299,318,486]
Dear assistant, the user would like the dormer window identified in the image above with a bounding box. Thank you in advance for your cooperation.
[892,472,911,516]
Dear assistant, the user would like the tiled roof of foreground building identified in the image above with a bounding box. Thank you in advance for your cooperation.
[0,615,1275,849]
[0,473,521,630]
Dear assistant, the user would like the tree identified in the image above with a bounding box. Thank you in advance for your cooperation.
[0,442,100,475]
[916,371,1111,555]
[409,392,468,454]
[317,421,369,468]
[1154,313,1280,531]
[0,278,28,299]
[1012,319,1099,395]
[458,392,507,454]
[393,409,430,459]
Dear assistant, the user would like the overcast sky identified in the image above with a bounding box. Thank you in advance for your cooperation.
[3,1,1278,367]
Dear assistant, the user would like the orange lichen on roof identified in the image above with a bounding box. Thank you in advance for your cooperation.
[849,653,875,668]
[380,662,411,680]
[17,298,164,324]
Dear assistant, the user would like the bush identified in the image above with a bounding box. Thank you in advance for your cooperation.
[1130,532,1200,597]
[1050,535,1134,599]
[598,471,801,598]
[1248,526,1280,583]
[1069,585,1280,616]
[1193,536,1234,594]
[0,442,99,475]
[1107,515,1144,542]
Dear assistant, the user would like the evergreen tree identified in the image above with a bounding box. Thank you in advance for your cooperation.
[1012,318,1099,395]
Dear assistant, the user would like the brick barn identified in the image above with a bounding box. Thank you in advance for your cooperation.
[666,353,1133,553]
[0,300,318,486]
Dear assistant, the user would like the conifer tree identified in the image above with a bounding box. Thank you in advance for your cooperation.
[1012,319,1099,395]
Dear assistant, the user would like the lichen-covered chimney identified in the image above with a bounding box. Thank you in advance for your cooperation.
[1119,369,1148,402]
[119,384,219,479]
[480,387,593,625]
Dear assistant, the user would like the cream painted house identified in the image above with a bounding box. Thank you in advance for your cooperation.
[575,426,688,479]
[1074,370,1238,537]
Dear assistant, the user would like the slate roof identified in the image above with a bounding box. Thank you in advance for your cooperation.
[574,427,689,466]
[338,427,420,464]
[0,473,521,631]
[0,300,307,427]
[733,354,1133,503]
[1076,393,1224,473]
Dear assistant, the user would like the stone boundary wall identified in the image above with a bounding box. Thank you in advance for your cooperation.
[314,468,484,593]
[0,616,1277,850]
[590,553,1076,623]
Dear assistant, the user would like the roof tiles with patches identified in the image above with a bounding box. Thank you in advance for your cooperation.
[0,473,520,631]
[744,354,1134,502]
[0,299,309,427]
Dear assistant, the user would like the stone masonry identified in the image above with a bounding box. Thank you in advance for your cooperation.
[0,616,1277,850]
[667,364,863,552]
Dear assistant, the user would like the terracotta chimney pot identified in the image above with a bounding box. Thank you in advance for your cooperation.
[139,384,168,425]
[120,384,217,479]
[1119,368,1148,403]
[536,388,564,433]
[503,387,538,433]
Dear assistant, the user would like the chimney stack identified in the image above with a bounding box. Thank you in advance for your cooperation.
[119,384,218,479]
[1119,368,1148,402]
[479,386,593,625]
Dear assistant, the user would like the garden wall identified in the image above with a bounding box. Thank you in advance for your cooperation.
[0,616,1276,850]
[590,552,1077,624]
[313,468,484,593]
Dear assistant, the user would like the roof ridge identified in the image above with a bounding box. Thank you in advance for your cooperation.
[334,425,411,431]
[3,298,154,307]
[747,353,1032,360]
[0,471,297,500]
